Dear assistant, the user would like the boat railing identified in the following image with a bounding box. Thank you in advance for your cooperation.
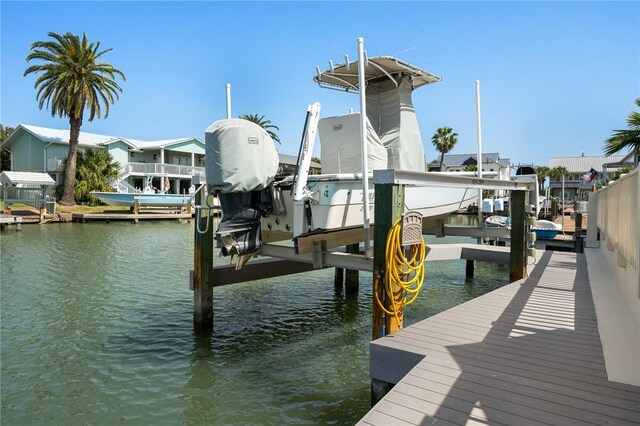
[597,168,638,270]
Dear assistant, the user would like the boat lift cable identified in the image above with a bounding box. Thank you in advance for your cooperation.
[374,219,426,330]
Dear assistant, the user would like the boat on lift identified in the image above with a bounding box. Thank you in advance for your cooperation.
[205,52,480,258]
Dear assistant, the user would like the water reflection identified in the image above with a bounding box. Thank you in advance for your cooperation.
[1,219,507,425]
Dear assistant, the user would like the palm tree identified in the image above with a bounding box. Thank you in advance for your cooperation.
[431,127,458,171]
[535,165,550,192]
[548,166,569,181]
[24,32,125,205]
[239,114,281,144]
[604,98,640,156]
[60,147,120,205]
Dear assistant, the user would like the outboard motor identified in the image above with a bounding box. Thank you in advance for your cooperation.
[205,119,280,263]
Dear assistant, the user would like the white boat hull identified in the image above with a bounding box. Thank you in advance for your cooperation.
[261,176,476,241]
[91,192,193,207]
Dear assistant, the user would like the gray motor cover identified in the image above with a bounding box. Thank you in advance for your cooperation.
[205,118,279,193]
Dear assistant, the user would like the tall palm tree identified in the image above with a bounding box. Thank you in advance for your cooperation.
[535,165,550,192]
[604,98,640,157]
[239,114,281,144]
[24,32,125,205]
[431,127,458,171]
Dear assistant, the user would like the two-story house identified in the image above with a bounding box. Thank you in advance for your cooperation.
[548,154,628,202]
[1,124,207,194]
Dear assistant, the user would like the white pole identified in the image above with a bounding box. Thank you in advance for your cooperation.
[475,80,483,228]
[225,83,232,119]
[358,37,372,257]
[561,175,565,231]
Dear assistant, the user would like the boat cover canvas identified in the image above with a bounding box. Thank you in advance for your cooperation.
[366,76,426,172]
[205,119,279,193]
[318,113,388,174]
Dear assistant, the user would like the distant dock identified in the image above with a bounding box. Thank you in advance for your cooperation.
[0,213,23,230]
[360,250,640,425]
[72,210,194,224]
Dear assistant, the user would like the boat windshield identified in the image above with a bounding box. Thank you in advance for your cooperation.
[314,56,441,93]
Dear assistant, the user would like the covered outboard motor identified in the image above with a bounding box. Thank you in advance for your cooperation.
[205,119,279,261]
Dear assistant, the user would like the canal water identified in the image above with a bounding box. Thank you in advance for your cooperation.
[1,217,507,425]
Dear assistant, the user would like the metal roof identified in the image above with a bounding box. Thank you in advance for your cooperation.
[549,155,627,172]
[0,171,56,186]
[4,124,202,151]
[427,153,510,168]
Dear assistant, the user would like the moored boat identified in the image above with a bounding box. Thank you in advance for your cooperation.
[485,215,510,228]
[532,219,562,239]
[91,191,193,207]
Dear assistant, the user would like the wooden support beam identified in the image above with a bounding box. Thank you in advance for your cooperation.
[373,183,404,340]
[509,190,526,282]
[193,188,214,333]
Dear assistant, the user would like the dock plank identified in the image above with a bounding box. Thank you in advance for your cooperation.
[360,251,640,425]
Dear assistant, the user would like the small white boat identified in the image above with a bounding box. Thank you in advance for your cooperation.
[485,215,510,228]
[91,191,193,207]
[532,219,562,239]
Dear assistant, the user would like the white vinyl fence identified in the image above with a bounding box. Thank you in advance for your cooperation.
[597,169,639,270]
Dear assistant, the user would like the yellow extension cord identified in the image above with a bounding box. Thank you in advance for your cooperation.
[374,219,426,329]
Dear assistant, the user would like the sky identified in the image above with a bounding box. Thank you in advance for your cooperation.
[1,1,639,167]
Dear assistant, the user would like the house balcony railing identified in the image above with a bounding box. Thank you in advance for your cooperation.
[549,180,593,190]
[122,162,206,178]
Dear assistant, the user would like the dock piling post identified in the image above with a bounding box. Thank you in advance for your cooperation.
[466,259,475,278]
[193,187,214,333]
[334,267,344,289]
[373,183,404,340]
[510,190,526,282]
[345,243,360,294]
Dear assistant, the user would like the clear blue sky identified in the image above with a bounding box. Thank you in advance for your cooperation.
[1,1,638,167]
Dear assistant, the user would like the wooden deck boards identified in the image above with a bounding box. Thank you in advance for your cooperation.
[361,251,640,425]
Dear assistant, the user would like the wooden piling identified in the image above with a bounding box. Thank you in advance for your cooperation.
[465,259,475,278]
[372,183,404,340]
[509,190,526,282]
[334,267,344,289]
[345,243,360,294]
[193,188,214,333]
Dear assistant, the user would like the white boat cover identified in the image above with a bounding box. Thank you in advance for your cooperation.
[205,119,279,193]
[366,76,426,172]
[318,113,388,174]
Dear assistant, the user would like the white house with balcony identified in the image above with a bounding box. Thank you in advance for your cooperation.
[0,124,206,194]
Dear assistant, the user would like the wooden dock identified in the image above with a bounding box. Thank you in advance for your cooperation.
[72,211,193,223]
[361,250,640,425]
[0,213,22,230]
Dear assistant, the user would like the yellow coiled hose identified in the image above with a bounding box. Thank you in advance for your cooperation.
[374,218,426,329]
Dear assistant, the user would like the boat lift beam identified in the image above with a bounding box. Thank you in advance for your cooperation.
[373,169,536,192]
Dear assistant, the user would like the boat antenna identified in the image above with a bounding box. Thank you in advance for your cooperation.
[225,83,232,119]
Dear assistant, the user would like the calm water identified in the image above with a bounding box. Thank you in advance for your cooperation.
[1,216,506,425]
